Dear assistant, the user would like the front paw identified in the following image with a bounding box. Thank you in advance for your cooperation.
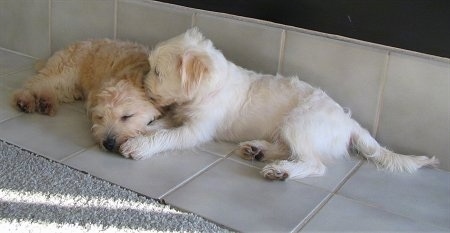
[119,136,151,160]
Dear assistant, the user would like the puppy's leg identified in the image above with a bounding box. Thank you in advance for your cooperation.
[13,71,79,116]
[120,120,215,160]
[261,98,331,180]
[261,134,326,180]
[238,140,289,161]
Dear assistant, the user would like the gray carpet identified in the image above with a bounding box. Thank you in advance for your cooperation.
[0,139,230,232]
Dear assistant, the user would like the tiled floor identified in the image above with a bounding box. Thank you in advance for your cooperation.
[1,48,449,232]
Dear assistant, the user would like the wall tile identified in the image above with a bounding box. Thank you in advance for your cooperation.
[283,31,387,131]
[51,0,115,52]
[196,14,282,74]
[377,53,450,170]
[0,0,49,57]
[117,0,192,48]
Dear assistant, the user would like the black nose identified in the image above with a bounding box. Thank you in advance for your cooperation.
[102,137,116,151]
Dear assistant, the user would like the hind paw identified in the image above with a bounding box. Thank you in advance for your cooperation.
[261,165,289,180]
[13,89,36,113]
[12,89,58,116]
[238,142,264,161]
[36,95,57,116]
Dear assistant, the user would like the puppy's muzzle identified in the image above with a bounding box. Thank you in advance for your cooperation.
[102,136,116,152]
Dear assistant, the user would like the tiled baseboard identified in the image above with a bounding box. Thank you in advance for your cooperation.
[0,0,448,170]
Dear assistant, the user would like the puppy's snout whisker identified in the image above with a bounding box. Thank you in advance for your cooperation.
[102,136,116,151]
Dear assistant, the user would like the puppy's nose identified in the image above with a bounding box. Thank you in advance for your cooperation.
[102,136,116,151]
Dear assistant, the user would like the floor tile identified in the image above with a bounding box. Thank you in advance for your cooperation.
[0,105,94,161]
[63,146,222,199]
[196,141,237,157]
[164,159,330,232]
[0,49,35,75]
[0,85,22,122]
[339,162,450,229]
[228,149,361,192]
[301,195,447,232]
[0,67,34,89]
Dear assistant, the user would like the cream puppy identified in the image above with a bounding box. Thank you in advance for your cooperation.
[121,28,438,180]
[12,39,162,152]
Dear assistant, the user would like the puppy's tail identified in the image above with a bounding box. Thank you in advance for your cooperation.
[350,121,439,173]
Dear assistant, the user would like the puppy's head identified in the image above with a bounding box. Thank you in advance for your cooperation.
[87,79,161,152]
[144,28,218,107]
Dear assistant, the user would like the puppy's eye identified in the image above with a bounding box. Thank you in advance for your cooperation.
[95,115,103,121]
[147,120,154,125]
[121,114,134,121]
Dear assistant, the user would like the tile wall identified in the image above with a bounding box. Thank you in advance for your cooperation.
[0,0,448,170]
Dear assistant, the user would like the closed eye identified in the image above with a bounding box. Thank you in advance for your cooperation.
[147,119,154,125]
[121,114,134,121]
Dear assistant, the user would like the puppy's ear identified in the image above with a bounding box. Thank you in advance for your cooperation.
[180,50,211,96]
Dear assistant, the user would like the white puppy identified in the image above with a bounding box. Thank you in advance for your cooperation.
[121,28,438,180]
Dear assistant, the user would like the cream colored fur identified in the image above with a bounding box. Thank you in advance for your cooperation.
[121,29,438,180]
[12,39,161,152]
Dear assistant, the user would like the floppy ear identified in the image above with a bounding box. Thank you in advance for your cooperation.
[180,50,211,96]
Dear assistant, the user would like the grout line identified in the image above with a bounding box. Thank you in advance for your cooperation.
[0,113,24,125]
[0,47,39,59]
[191,12,197,27]
[371,51,391,137]
[113,0,118,39]
[291,192,334,233]
[331,159,364,193]
[48,0,52,55]
[58,146,93,163]
[158,157,225,200]
[277,29,286,75]
[292,160,364,232]
[0,65,35,78]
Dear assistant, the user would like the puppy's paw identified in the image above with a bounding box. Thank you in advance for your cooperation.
[238,142,264,161]
[36,94,58,116]
[120,136,151,160]
[261,164,289,181]
[13,89,36,113]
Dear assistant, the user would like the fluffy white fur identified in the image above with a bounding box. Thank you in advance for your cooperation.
[121,28,438,180]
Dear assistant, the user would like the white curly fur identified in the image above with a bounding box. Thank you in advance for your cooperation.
[120,28,438,180]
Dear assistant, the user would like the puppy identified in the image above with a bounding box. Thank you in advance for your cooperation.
[12,39,161,152]
[120,28,438,180]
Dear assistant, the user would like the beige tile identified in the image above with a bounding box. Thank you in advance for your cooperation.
[0,105,94,161]
[227,149,361,192]
[0,50,35,75]
[339,162,450,229]
[302,195,446,232]
[0,0,50,57]
[0,68,35,89]
[63,146,221,199]
[196,14,282,74]
[283,31,387,131]
[0,85,22,122]
[196,141,237,157]
[51,0,115,52]
[377,53,450,170]
[164,159,330,232]
[117,0,192,47]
